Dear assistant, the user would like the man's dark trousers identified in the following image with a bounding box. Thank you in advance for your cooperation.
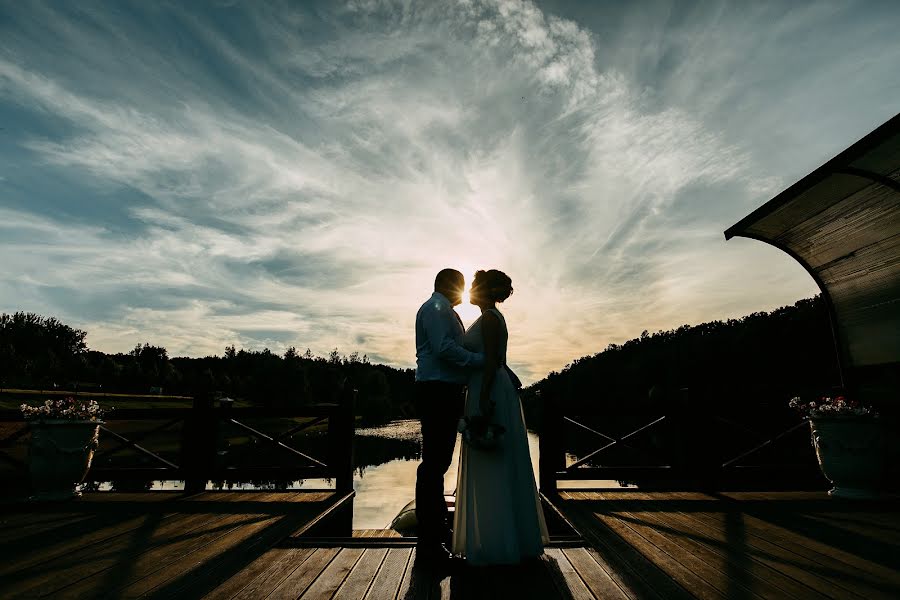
[415,380,465,547]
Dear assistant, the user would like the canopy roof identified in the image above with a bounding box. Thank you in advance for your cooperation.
[725,113,900,383]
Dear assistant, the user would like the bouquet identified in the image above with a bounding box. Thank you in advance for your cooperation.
[458,415,506,451]
[789,395,878,419]
[21,397,106,421]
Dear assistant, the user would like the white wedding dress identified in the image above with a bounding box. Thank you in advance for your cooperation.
[452,308,549,565]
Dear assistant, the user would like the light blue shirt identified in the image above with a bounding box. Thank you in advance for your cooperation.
[415,292,484,383]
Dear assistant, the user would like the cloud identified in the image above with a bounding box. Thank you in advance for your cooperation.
[1,0,898,382]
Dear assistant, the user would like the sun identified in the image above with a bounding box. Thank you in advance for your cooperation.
[455,288,482,325]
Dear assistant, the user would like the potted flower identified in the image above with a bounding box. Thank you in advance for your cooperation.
[790,395,883,498]
[21,397,105,500]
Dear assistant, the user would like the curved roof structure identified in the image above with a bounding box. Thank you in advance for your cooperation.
[725,113,900,387]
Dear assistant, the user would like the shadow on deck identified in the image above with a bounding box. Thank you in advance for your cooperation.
[558,490,900,600]
[2,490,899,599]
[0,491,338,599]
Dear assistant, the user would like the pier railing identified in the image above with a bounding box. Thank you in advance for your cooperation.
[0,385,356,494]
[539,388,822,495]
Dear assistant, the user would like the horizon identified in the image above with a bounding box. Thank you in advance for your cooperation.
[1,290,821,371]
[2,1,899,385]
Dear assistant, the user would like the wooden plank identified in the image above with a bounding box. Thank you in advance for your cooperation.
[563,547,629,600]
[0,492,197,556]
[0,491,235,555]
[401,551,444,600]
[386,548,422,600]
[157,503,329,598]
[0,513,95,546]
[0,510,86,536]
[352,529,403,539]
[51,492,291,599]
[544,548,596,600]
[582,508,726,600]
[2,512,173,581]
[55,516,280,599]
[599,491,812,600]
[812,511,900,536]
[206,548,314,600]
[617,491,830,600]
[716,492,900,554]
[665,492,893,600]
[122,514,313,598]
[583,546,662,600]
[333,548,388,600]
[558,494,667,600]
[804,512,900,544]
[561,492,696,600]
[366,547,413,600]
[669,492,900,587]
[5,496,263,598]
[300,548,364,599]
[267,547,340,599]
[0,506,210,578]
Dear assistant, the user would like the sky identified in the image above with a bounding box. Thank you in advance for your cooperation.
[1,0,898,384]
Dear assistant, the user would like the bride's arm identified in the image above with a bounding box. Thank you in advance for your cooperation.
[478,311,501,417]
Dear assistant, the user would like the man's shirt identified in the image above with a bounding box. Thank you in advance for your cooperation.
[415,292,484,384]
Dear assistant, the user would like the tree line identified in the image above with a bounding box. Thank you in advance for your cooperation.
[0,312,414,424]
[2,295,841,427]
[520,295,841,426]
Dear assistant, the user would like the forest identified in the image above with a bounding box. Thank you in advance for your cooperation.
[520,295,843,424]
[0,311,415,424]
[1,295,843,426]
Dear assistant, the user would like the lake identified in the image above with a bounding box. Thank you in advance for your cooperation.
[352,419,623,528]
[92,418,624,529]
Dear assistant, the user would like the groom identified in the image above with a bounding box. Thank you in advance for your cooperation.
[414,268,484,563]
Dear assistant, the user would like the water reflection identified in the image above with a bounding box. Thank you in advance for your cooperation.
[352,419,622,529]
[85,418,624,529]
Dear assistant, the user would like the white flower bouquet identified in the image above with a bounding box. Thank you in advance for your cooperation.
[789,395,878,419]
[21,397,106,421]
[458,416,505,451]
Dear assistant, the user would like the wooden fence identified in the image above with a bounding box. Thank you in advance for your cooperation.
[0,385,356,495]
[538,388,824,495]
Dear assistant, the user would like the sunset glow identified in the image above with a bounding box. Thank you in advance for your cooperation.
[457,290,482,326]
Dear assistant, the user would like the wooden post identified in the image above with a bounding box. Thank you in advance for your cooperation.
[326,381,355,536]
[539,391,563,498]
[215,397,233,472]
[673,387,715,489]
[672,387,690,474]
[330,382,356,495]
[182,392,214,495]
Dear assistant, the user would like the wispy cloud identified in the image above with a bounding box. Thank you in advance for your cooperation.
[1,0,898,382]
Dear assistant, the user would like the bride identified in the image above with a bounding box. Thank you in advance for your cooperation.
[452,269,549,565]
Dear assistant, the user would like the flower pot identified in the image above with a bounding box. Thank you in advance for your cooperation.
[27,419,101,501]
[809,416,884,499]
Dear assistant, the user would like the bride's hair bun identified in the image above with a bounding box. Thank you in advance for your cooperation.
[473,269,514,302]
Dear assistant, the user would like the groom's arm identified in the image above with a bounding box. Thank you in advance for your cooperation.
[423,305,484,368]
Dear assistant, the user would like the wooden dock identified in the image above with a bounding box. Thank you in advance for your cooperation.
[2,490,899,599]
[558,490,900,600]
[0,491,339,599]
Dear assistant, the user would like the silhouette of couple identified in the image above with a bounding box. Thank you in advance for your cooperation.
[414,268,548,568]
